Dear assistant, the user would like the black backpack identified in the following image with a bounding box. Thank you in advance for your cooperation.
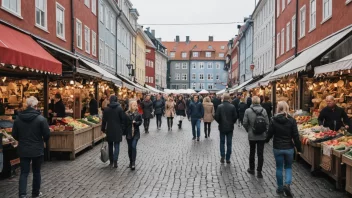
[251,107,267,135]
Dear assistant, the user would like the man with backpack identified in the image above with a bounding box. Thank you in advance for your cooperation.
[243,96,269,178]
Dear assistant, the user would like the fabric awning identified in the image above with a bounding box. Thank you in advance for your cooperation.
[117,74,149,92]
[229,78,253,93]
[0,24,62,75]
[145,84,163,93]
[76,67,103,78]
[38,41,77,59]
[314,53,352,76]
[80,58,122,85]
[270,26,352,81]
[216,88,226,95]
[258,72,274,87]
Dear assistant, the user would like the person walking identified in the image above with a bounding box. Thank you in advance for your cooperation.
[89,93,98,116]
[188,95,204,141]
[141,95,153,133]
[246,94,252,108]
[175,95,187,129]
[165,95,176,131]
[124,100,143,170]
[232,94,240,122]
[212,95,221,113]
[153,95,165,130]
[266,101,302,196]
[12,96,50,198]
[243,96,269,178]
[203,96,215,138]
[101,95,124,168]
[215,93,237,163]
[261,96,273,119]
[238,97,248,127]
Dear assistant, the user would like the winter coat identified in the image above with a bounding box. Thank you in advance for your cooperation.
[261,102,273,119]
[203,102,215,122]
[89,98,98,115]
[232,98,240,114]
[318,105,350,131]
[238,102,248,121]
[165,100,175,117]
[176,100,187,116]
[123,111,143,140]
[12,107,50,158]
[54,99,65,117]
[243,104,269,141]
[188,101,204,120]
[266,113,302,152]
[141,100,154,119]
[212,97,221,113]
[215,101,238,133]
[246,97,252,108]
[101,102,125,142]
[153,99,165,115]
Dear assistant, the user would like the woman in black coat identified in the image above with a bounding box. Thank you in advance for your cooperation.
[153,95,165,130]
[261,96,273,119]
[175,95,186,129]
[238,98,248,127]
[123,100,143,170]
[141,95,153,133]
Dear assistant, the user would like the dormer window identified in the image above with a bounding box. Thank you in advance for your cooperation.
[208,45,212,49]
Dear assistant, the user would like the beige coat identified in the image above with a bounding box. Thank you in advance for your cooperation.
[203,102,215,122]
[165,100,175,117]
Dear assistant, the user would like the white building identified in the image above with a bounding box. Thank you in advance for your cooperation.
[252,0,275,77]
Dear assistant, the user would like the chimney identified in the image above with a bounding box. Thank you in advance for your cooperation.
[176,35,180,42]
[151,30,155,36]
[209,36,213,42]
[186,36,190,43]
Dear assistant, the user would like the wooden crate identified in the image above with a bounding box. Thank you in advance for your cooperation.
[342,155,352,194]
[92,123,105,144]
[320,148,347,190]
[49,127,93,160]
[299,140,321,172]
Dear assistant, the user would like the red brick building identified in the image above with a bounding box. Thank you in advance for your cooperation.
[145,45,156,87]
[229,37,239,87]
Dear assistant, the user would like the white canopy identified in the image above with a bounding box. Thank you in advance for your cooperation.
[164,89,196,94]
[198,89,209,94]
[216,88,227,95]
[145,84,164,93]
[314,53,352,76]
[229,78,253,93]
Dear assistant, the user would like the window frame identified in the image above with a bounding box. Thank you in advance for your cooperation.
[309,0,316,31]
[91,0,96,15]
[35,0,47,30]
[1,0,22,18]
[182,63,188,69]
[175,63,180,69]
[199,62,204,69]
[76,19,83,49]
[170,52,175,58]
[207,74,213,80]
[192,63,196,69]
[300,5,306,39]
[219,53,224,58]
[105,42,109,65]
[56,2,65,40]
[105,7,109,30]
[282,0,285,12]
[281,28,285,55]
[199,73,204,80]
[110,13,115,35]
[99,39,104,63]
[276,33,280,57]
[182,52,187,58]
[292,15,296,48]
[207,63,213,69]
[84,25,90,54]
[192,52,199,57]
[205,52,212,58]
[175,73,180,80]
[322,0,332,23]
[99,1,104,22]
[92,31,97,56]
[207,83,213,90]
[181,74,187,80]
[286,22,290,52]
[84,0,90,8]
[192,73,196,80]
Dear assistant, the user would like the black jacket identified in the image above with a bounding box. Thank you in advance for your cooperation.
[266,114,302,152]
[261,102,273,118]
[176,100,186,116]
[232,98,240,113]
[153,100,165,115]
[246,97,252,108]
[89,98,98,115]
[123,111,143,140]
[141,100,153,119]
[215,101,238,133]
[188,101,204,120]
[12,107,50,158]
[101,102,124,142]
[318,105,350,131]
[238,102,248,120]
[54,99,65,117]
[212,97,221,113]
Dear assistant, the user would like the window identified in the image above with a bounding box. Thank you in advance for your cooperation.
[192,63,196,69]
[182,84,187,89]
[216,63,220,69]
[192,73,196,80]
[199,74,204,80]
[207,63,213,69]
[91,0,96,15]
[145,76,149,83]
[175,74,180,80]
[182,52,187,58]
[92,31,96,56]
[323,0,332,22]
[2,0,21,16]
[206,52,212,57]
[182,74,187,80]
[219,53,224,58]
[105,7,109,29]
[175,63,180,69]
[286,23,290,51]
[84,0,90,8]
[200,62,204,69]
[277,0,280,17]
[199,83,204,89]
[35,0,47,29]
[56,3,65,39]
[288,0,291,4]
[84,26,90,53]
[281,29,284,55]
[110,13,115,34]
[310,0,316,30]
[110,48,114,67]
[300,5,306,38]
[182,63,187,69]
[292,15,296,48]
[220,46,225,50]
[277,33,280,57]
[99,1,103,22]
[216,75,219,80]
[105,43,109,65]
[99,39,104,63]
[282,0,285,11]
[192,83,196,89]
[207,74,213,80]
[208,84,213,90]
[170,52,175,58]
[76,19,82,49]
[193,52,199,57]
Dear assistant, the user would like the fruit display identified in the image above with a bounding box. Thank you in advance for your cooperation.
[311,131,343,143]
[295,116,311,124]
[324,136,352,150]
[86,115,100,124]
[51,117,89,131]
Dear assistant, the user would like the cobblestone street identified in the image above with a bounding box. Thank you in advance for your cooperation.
[0,117,349,198]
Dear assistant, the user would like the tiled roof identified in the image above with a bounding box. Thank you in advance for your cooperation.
[162,41,228,60]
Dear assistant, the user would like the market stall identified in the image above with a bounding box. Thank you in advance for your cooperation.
[276,77,298,111]
[0,126,18,178]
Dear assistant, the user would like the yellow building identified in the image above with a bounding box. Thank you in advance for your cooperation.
[135,28,147,86]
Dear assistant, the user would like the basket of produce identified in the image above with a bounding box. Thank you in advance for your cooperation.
[86,115,100,124]
[311,130,343,143]
[295,116,311,124]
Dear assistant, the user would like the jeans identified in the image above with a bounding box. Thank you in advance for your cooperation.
[143,118,150,130]
[167,117,174,129]
[274,148,294,190]
[108,142,120,163]
[249,140,265,172]
[127,138,139,163]
[191,119,201,138]
[204,122,211,136]
[0,152,3,173]
[19,156,43,196]
[156,114,162,128]
[220,132,233,160]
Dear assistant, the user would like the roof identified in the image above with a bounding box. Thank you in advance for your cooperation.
[162,41,228,60]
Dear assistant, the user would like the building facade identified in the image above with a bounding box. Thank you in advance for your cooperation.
[252,0,275,76]
[145,44,156,87]
[238,18,254,83]
[228,37,240,87]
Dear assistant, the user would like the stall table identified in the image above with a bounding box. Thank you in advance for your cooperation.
[320,149,347,189]
[342,155,352,194]
[300,138,321,173]
[92,123,105,144]
[0,144,19,178]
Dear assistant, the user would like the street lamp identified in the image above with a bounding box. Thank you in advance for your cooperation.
[126,64,133,76]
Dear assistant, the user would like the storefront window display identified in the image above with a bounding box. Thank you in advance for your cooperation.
[276,77,298,112]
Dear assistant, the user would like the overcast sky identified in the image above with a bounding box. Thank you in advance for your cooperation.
[132,0,257,42]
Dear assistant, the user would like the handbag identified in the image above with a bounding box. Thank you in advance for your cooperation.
[100,139,109,163]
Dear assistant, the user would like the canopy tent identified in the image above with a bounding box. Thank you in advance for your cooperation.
[314,53,352,76]
[198,89,209,94]
[164,89,196,94]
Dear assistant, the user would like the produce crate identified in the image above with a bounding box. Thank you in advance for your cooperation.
[300,137,321,172]
[49,127,93,160]
[320,148,347,190]
[342,155,352,194]
[92,123,105,144]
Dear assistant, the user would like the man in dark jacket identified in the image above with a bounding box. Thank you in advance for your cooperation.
[141,95,153,133]
[318,95,350,131]
[101,95,125,168]
[188,95,204,141]
[215,93,237,164]
[53,93,65,117]
[232,94,240,117]
[12,96,50,198]
[88,93,98,115]
[212,95,221,113]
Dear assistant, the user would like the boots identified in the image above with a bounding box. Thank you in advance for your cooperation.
[178,121,182,129]
[204,128,208,138]
[208,127,211,138]
[113,160,118,168]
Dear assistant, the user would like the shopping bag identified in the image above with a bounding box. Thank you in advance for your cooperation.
[100,139,109,163]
